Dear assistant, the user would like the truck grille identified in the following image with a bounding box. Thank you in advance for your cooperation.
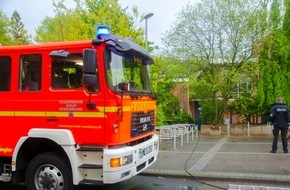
[131,111,155,137]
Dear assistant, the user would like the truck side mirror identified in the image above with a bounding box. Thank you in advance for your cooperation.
[118,82,130,91]
[83,49,97,74]
[83,49,98,85]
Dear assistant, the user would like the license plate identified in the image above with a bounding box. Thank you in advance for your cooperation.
[140,145,153,158]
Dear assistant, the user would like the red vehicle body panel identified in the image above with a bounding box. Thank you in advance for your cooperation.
[0,41,156,157]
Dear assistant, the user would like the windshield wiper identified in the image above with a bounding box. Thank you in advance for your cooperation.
[129,90,156,100]
[147,92,156,100]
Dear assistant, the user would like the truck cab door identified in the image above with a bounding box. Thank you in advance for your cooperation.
[0,56,15,157]
[47,50,105,144]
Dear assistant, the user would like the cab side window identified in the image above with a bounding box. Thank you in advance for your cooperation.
[0,56,11,91]
[19,54,42,91]
[51,53,83,89]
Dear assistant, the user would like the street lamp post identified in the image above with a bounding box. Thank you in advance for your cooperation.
[144,13,154,51]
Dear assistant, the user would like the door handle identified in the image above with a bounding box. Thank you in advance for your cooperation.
[46,117,58,122]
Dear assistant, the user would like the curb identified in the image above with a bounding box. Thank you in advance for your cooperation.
[141,170,290,186]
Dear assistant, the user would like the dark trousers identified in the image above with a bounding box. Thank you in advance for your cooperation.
[272,128,288,152]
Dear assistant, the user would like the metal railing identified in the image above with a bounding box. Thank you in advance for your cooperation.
[156,124,198,150]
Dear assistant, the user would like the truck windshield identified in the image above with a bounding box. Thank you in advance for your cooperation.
[105,48,153,94]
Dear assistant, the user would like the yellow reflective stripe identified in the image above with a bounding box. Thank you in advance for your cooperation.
[122,106,131,112]
[15,111,45,117]
[0,106,131,117]
[46,112,69,117]
[97,107,115,112]
[0,111,14,116]
[97,106,131,112]
[3,111,106,117]
[46,112,105,117]
[73,112,105,117]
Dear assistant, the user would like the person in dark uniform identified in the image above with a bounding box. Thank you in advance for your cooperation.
[269,97,290,153]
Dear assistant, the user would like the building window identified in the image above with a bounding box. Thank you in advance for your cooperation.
[232,81,252,98]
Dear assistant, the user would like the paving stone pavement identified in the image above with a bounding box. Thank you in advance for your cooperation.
[141,134,290,189]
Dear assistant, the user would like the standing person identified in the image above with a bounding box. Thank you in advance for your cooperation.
[269,97,290,153]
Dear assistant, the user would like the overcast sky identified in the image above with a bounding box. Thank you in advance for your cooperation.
[0,0,200,49]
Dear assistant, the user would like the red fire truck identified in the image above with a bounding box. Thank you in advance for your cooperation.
[0,26,159,189]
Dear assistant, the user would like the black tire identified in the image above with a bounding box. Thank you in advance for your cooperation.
[25,152,73,190]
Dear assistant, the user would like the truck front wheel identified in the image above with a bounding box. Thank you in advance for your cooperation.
[25,152,73,190]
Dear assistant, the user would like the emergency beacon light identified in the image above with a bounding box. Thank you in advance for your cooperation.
[96,25,111,39]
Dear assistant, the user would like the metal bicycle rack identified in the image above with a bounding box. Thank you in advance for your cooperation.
[156,124,198,150]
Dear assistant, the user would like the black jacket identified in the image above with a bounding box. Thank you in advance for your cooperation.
[269,102,290,129]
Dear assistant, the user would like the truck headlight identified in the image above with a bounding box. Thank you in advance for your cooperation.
[110,154,133,168]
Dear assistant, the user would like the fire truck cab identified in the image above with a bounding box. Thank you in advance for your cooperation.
[0,26,158,189]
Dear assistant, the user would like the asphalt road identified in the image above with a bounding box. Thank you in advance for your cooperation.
[3,175,288,190]
[0,175,228,190]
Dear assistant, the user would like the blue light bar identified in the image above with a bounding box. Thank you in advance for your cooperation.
[96,25,110,39]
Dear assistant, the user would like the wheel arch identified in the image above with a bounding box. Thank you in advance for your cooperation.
[11,129,77,184]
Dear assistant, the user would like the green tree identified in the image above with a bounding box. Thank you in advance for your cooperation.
[0,11,12,46]
[36,0,89,42]
[9,10,31,45]
[163,0,264,124]
[256,0,290,117]
[150,56,194,125]
[150,56,179,125]
[75,0,145,44]
[36,0,144,45]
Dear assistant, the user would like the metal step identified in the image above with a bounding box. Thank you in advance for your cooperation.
[0,174,11,182]
[228,184,290,190]
[79,179,103,185]
[78,164,103,169]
